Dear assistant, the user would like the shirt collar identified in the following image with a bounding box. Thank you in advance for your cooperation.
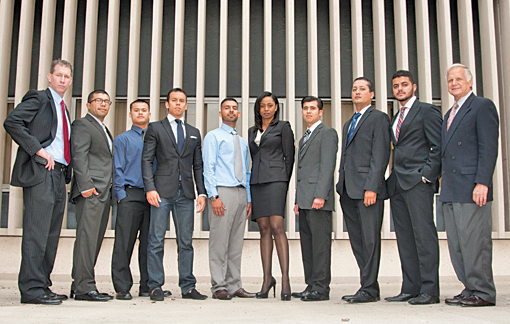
[399,96,417,110]
[167,114,184,124]
[456,91,473,109]
[356,104,371,117]
[48,87,63,104]
[221,123,237,134]
[130,125,144,134]
[307,120,322,134]
[88,112,104,126]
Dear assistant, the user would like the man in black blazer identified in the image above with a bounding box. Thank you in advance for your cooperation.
[4,59,73,305]
[337,77,391,303]
[70,90,115,301]
[292,96,338,301]
[142,88,207,301]
[441,64,499,307]
[385,70,442,305]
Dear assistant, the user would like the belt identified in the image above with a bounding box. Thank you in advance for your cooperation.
[54,162,67,173]
[125,185,144,190]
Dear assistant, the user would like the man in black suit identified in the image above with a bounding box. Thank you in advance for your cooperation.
[337,77,391,303]
[70,90,115,302]
[385,70,442,305]
[292,96,338,302]
[441,64,499,307]
[4,59,73,305]
[142,88,208,301]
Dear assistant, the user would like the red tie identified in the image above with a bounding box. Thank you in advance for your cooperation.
[395,107,406,142]
[61,100,71,164]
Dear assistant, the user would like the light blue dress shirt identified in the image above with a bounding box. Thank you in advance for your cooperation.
[45,87,71,165]
[202,123,251,202]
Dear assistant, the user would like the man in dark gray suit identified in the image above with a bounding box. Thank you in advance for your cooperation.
[70,90,114,302]
[441,64,499,307]
[4,59,73,305]
[337,77,391,303]
[385,70,442,305]
[292,96,338,302]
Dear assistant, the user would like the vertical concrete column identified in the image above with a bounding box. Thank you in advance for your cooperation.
[351,0,363,79]
[457,0,477,94]
[415,0,433,103]
[81,0,99,117]
[329,0,343,238]
[173,0,185,88]
[150,0,163,122]
[286,0,297,237]
[393,0,408,70]
[264,0,272,91]
[37,0,57,87]
[241,0,250,138]
[127,0,141,127]
[104,0,120,133]
[9,0,36,232]
[436,0,454,115]
[307,0,318,96]
[62,0,78,115]
[218,0,228,126]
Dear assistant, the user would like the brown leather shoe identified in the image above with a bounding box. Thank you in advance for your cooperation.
[445,294,466,306]
[212,289,232,300]
[460,295,495,307]
[233,288,256,298]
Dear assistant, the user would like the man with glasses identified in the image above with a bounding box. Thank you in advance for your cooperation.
[70,90,115,301]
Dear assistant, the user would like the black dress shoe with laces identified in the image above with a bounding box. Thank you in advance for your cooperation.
[408,293,440,305]
[385,293,417,302]
[75,290,112,302]
[291,290,310,298]
[116,291,133,300]
[301,291,329,301]
[342,289,361,301]
[182,288,208,300]
[346,290,379,303]
[22,294,62,305]
[44,288,68,301]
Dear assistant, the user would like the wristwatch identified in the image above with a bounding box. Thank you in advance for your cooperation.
[211,195,219,201]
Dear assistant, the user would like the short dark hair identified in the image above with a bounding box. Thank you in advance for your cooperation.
[392,70,415,84]
[301,96,323,110]
[254,92,280,131]
[87,90,110,103]
[221,97,238,107]
[166,88,187,103]
[50,59,73,76]
[130,99,150,111]
[353,77,375,93]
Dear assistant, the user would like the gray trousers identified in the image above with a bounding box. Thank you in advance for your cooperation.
[443,202,496,304]
[208,186,247,294]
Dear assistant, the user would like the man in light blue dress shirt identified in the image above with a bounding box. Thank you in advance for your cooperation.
[202,97,255,300]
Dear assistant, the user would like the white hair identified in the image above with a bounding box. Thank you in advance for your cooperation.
[447,63,473,82]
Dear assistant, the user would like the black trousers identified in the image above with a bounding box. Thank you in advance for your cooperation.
[298,208,332,295]
[18,168,67,302]
[390,181,439,296]
[111,187,150,293]
[340,193,384,298]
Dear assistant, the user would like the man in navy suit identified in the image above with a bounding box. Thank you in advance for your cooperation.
[441,64,499,307]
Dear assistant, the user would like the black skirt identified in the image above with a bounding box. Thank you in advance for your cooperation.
[250,181,289,221]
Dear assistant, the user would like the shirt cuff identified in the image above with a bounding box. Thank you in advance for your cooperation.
[422,176,431,183]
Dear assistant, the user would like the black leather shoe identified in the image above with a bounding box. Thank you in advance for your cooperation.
[22,294,62,305]
[75,290,112,302]
[182,288,208,300]
[44,288,68,301]
[301,290,329,301]
[150,288,164,301]
[140,290,171,297]
[460,295,495,307]
[342,290,361,301]
[445,294,467,306]
[116,291,132,300]
[385,293,417,302]
[70,289,111,299]
[291,290,310,298]
[347,290,379,303]
[408,293,440,305]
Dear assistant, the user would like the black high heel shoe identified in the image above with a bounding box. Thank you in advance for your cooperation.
[281,292,291,301]
[256,277,276,298]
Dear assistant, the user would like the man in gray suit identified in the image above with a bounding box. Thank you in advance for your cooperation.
[4,59,73,305]
[337,77,391,303]
[441,64,499,307]
[292,96,338,302]
[70,90,114,302]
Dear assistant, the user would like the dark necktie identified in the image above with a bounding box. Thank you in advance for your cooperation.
[176,119,184,153]
[346,112,361,145]
[299,129,311,156]
[61,100,71,164]
[395,107,406,142]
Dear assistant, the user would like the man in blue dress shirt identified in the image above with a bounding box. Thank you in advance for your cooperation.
[202,97,256,300]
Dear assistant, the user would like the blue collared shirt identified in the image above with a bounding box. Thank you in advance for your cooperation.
[45,87,71,165]
[202,123,251,202]
[114,125,146,201]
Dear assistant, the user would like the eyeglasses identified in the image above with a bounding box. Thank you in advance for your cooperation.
[89,98,112,106]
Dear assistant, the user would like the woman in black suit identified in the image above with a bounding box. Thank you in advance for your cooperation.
[249,92,295,300]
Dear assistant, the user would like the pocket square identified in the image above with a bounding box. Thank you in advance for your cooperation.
[190,136,197,139]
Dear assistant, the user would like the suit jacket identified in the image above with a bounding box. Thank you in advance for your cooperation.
[4,88,72,187]
[337,107,391,200]
[386,100,442,196]
[141,117,206,200]
[295,123,338,211]
[248,121,295,184]
[70,114,114,203]
[439,93,499,203]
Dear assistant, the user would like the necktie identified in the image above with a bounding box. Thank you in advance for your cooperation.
[299,129,311,156]
[447,102,458,131]
[61,100,71,164]
[395,107,406,142]
[176,119,184,153]
[346,112,361,145]
[232,130,243,181]
[142,129,146,141]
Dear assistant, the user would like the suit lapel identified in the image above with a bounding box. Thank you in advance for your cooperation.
[300,123,323,158]
[180,123,193,155]
[443,93,475,153]
[85,114,113,155]
[162,117,179,152]
[45,89,59,140]
[396,101,421,144]
[347,107,373,147]
[260,123,276,142]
